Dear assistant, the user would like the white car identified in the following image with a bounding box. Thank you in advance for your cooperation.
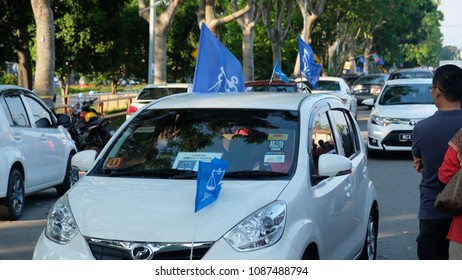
[34,92,378,260]
[126,83,192,119]
[366,78,436,154]
[0,85,78,220]
[311,76,358,118]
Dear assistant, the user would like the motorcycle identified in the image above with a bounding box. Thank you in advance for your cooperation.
[68,97,115,153]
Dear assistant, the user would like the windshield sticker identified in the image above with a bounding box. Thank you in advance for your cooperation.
[264,152,286,164]
[268,133,288,141]
[105,157,124,169]
[269,140,285,151]
[173,152,223,171]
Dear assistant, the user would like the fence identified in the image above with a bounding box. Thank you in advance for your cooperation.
[54,92,138,118]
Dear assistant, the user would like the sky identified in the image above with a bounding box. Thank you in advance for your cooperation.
[439,0,462,47]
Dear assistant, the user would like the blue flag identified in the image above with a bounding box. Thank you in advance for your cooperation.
[195,158,228,213]
[273,59,290,83]
[192,23,245,93]
[358,55,366,64]
[298,36,322,89]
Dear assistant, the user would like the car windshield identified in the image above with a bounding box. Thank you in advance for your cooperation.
[316,80,341,91]
[378,84,434,105]
[91,108,299,179]
[137,87,187,100]
[354,75,387,85]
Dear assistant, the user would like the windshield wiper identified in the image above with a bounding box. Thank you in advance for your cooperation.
[105,168,196,179]
[224,170,288,179]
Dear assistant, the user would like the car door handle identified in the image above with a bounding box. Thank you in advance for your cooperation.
[41,134,47,142]
[345,183,352,198]
[13,134,22,142]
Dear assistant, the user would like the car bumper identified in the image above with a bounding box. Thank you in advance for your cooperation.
[33,231,301,260]
[367,124,413,151]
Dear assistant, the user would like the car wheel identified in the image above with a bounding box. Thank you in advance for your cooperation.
[359,209,378,260]
[56,154,79,197]
[0,169,25,221]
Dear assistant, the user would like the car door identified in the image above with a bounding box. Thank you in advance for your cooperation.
[309,103,351,259]
[327,108,368,257]
[1,91,45,188]
[22,93,66,188]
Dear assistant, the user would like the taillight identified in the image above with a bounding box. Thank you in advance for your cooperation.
[127,105,138,114]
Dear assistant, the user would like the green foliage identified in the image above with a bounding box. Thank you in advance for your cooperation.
[0,73,17,84]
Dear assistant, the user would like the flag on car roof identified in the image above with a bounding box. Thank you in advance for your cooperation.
[195,158,228,213]
[272,59,290,83]
[192,23,245,93]
[298,36,322,89]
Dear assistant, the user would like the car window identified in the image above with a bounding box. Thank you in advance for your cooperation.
[328,110,359,158]
[354,75,387,85]
[317,81,341,91]
[23,95,53,128]
[2,95,30,127]
[137,87,187,100]
[389,71,432,80]
[248,85,297,92]
[311,111,335,175]
[378,84,433,105]
[92,108,299,179]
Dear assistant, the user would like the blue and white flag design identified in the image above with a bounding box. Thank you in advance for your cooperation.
[192,23,245,93]
[273,59,290,83]
[195,158,228,213]
[298,35,322,89]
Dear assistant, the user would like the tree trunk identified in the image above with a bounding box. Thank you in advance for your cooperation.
[31,0,55,108]
[16,27,33,89]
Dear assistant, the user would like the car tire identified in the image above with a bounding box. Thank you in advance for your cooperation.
[56,154,79,197]
[359,209,378,260]
[0,169,25,221]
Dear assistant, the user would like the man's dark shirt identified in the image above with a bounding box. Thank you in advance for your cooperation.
[412,109,462,219]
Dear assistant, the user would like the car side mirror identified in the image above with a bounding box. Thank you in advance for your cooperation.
[317,154,352,177]
[362,98,375,107]
[57,113,72,128]
[72,150,98,172]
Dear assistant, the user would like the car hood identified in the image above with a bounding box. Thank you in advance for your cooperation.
[68,176,289,242]
[372,104,437,119]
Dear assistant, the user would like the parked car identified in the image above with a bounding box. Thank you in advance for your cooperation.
[351,73,389,107]
[365,78,436,155]
[311,76,358,118]
[388,68,433,80]
[126,83,192,119]
[34,92,378,260]
[0,85,79,220]
[341,73,363,87]
[245,79,309,93]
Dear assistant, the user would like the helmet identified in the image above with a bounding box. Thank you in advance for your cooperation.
[84,112,97,123]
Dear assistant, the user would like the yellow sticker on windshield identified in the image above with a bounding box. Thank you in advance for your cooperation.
[268,134,288,141]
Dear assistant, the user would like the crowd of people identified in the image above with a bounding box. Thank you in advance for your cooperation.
[411,64,462,260]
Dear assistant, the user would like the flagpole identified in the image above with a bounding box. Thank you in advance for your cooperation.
[269,59,277,84]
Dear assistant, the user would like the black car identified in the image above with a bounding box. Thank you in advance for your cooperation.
[351,73,389,107]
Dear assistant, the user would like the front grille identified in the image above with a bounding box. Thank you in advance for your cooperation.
[382,130,413,147]
[86,237,214,260]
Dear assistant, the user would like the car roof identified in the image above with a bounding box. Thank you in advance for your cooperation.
[390,68,431,73]
[0,85,31,92]
[142,83,192,89]
[144,92,340,111]
[384,78,432,86]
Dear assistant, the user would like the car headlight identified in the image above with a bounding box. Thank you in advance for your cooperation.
[45,195,79,244]
[223,201,286,252]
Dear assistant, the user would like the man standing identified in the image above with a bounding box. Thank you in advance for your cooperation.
[412,64,462,259]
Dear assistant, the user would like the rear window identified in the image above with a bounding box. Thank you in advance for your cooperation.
[316,81,341,91]
[247,85,297,92]
[353,75,388,85]
[137,87,188,100]
[389,71,433,80]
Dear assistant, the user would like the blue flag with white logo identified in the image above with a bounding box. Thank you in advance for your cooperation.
[298,35,322,89]
[192,23,245,93]
[273,59,290,83]
[195,158,228,213]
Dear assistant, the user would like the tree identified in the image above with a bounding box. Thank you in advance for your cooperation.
[231,0,260,81]
[31,0,55,107]
[260,0,294,69]
[139,0,181,84]
[197,0,252,37]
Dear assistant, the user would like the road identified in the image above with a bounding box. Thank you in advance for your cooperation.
[0,106,421,260]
